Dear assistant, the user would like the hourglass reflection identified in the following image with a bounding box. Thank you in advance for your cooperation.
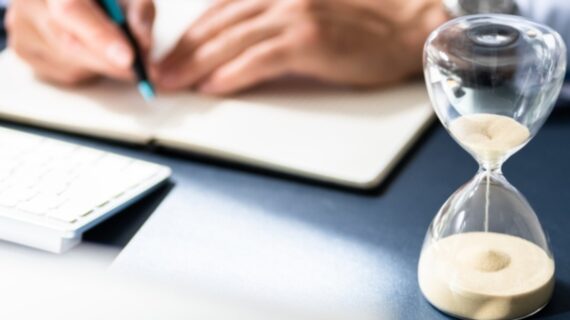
[418,15,566,320]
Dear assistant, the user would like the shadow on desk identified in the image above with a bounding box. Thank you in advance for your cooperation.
[83,181,175,247]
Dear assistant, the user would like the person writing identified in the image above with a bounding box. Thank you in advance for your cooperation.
[4,0,447,95]
[4,0,569,96]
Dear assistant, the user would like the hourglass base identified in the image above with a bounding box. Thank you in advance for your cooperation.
[418,232,554,320]
[425,299,550,320]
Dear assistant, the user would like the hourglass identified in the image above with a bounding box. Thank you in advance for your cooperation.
[418,15,566,320]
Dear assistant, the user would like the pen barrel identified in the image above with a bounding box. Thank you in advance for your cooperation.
[96,0,151,83]
[119,23,149,82]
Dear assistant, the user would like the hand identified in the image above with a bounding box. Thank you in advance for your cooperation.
[5,0,155,85]
[154,0,448,95]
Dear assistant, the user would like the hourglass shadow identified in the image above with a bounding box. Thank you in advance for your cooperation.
[533,280,570,318]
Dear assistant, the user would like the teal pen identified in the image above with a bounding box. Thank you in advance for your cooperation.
[98,0,155,101]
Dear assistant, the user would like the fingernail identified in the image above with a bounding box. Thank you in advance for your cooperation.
[106,42,132,68]
[198,81,218,93]
[160,72,181,88]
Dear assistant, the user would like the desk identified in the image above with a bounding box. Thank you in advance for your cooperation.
[1,16,569,319]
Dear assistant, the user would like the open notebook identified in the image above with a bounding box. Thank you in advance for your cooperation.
[0,0,433,189]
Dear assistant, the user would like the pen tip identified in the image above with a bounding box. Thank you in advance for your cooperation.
[138,81,156,102]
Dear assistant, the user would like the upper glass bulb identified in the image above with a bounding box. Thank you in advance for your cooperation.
[424,14,566,168]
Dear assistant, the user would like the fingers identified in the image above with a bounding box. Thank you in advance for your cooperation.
[157,16,282,91]
[189,0,267,44]
[198,37,293,95]
[44,19,133,80]
[9,0,132,84]
[47,0,134,68]
[126,0,155,52]
[154,29,194,76]
[10,17,96,85]
[188,0,241,35]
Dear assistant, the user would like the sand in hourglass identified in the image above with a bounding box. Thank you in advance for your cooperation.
[418,114,555,320]
[449,113,531,165]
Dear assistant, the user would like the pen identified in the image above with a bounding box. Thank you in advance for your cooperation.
[98,0,155,101]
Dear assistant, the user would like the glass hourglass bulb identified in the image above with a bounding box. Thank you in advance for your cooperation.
[418,15,566,320]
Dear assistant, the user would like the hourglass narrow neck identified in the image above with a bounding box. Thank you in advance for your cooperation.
[476,153,507,174]
[478,164,503,177]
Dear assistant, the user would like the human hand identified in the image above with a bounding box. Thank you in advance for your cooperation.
[6,0,155,85]
[154,0,448,95]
